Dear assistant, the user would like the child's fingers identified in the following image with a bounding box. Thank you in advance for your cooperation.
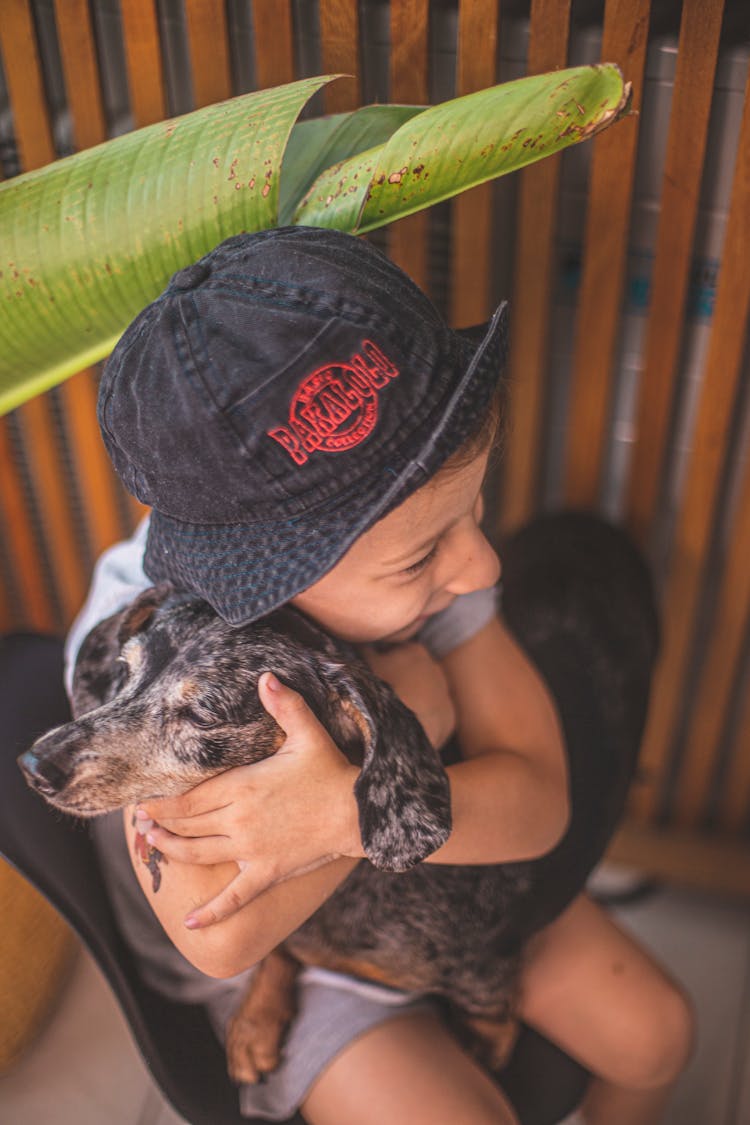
[138,779,232,821]
[258,671,327,741]
[141,808,231,837]
[144,825,233,865]
[184,863,270,929]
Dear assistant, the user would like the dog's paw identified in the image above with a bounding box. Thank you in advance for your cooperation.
[226,948,298,1085]
[225,1007,290,1085]
[464,1014,521,1072]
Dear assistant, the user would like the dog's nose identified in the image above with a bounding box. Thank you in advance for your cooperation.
[18,749,70,797]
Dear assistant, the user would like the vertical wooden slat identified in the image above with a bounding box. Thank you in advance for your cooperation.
[500,0,571,530]
[319,0,361,112]
[0,0,84,628]
[563,0,651,507]
[626,0,725,543]
[53,0,107,148]
[388,0,430,291]
[631,71,750,824]
[184,0,232,108]
[19,399,91,622]
[450,0,499,329]
[0,425,53,631]
[251,0,295,89]
[61,371,128,560]
[674,449,750,827]
[120,0,167,126]
[53,0,128,562]
[0,1,54,169]
[0,2,53,627]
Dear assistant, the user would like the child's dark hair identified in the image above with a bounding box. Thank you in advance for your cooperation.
[441,375,508,474]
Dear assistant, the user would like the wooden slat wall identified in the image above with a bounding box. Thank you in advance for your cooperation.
[120,0,167,126]
[53,0,128,564]
[252,0,295,89]
[632,67,750,827]
[501,0,572,530]
[319,0,361,112]
[676,439,750,828]
[626,0,726,544]
[388,0,430,292]
[184,0,232,107]
[451,0,500,329]
[563,0,651,508]
[1,1,748,886]
[0,0,86,629]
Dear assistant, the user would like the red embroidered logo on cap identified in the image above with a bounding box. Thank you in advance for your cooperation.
[267,340,400,466]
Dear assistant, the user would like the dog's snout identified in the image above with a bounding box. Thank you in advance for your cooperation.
[19,746,73,797]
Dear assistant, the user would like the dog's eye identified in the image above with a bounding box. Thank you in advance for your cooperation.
[181,705,220,730]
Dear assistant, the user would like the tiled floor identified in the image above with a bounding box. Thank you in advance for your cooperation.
[1,870,749,1125]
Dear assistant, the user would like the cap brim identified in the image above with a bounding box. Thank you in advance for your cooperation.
[144,301,509,625]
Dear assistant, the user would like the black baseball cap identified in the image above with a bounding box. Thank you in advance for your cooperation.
[98,227,508,625]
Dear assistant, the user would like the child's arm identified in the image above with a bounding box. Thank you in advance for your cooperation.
[429,614,570,863]
[365,615,568,865]
[123,807,358,977]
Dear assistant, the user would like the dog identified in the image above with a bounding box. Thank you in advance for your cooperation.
[19,512,660,1083]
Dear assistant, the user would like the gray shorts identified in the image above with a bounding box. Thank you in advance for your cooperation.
[211,969,438,1120]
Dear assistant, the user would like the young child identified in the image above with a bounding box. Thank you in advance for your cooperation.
[66,227,693,1125]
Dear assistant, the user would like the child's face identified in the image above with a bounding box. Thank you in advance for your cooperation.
[291,449,500,645]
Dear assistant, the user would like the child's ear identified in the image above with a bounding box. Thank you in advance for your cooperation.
[345,677,452,872]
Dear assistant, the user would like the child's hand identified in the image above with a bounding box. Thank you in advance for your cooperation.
[136,672,363,929]
[361,641,456,750]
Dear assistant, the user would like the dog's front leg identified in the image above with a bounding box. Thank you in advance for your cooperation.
[458,1013,521,1072]
[226,947,299,1084]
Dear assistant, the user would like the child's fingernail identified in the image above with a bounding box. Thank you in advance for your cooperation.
[264,672,280,692]
[135,807,149,819]
[185,915,199,929]
[146,832,156,845]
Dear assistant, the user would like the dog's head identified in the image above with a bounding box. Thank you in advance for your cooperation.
[19,586,452,871]
[19,587,319,815]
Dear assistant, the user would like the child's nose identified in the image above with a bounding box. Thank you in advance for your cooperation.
[442,526,501,596]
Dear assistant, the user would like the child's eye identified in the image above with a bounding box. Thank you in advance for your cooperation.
[402,543,438,576]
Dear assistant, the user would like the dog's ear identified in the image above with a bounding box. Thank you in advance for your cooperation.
[116,583,174,646]
[344,677,452,873]
[72,585,174,717]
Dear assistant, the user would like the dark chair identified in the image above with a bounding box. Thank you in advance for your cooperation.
[0,632,589,1125]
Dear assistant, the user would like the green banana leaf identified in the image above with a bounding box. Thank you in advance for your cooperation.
[278,104,428,226]
[0,75,335,413]
[0,65,630,415]
[295,66,630,231]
